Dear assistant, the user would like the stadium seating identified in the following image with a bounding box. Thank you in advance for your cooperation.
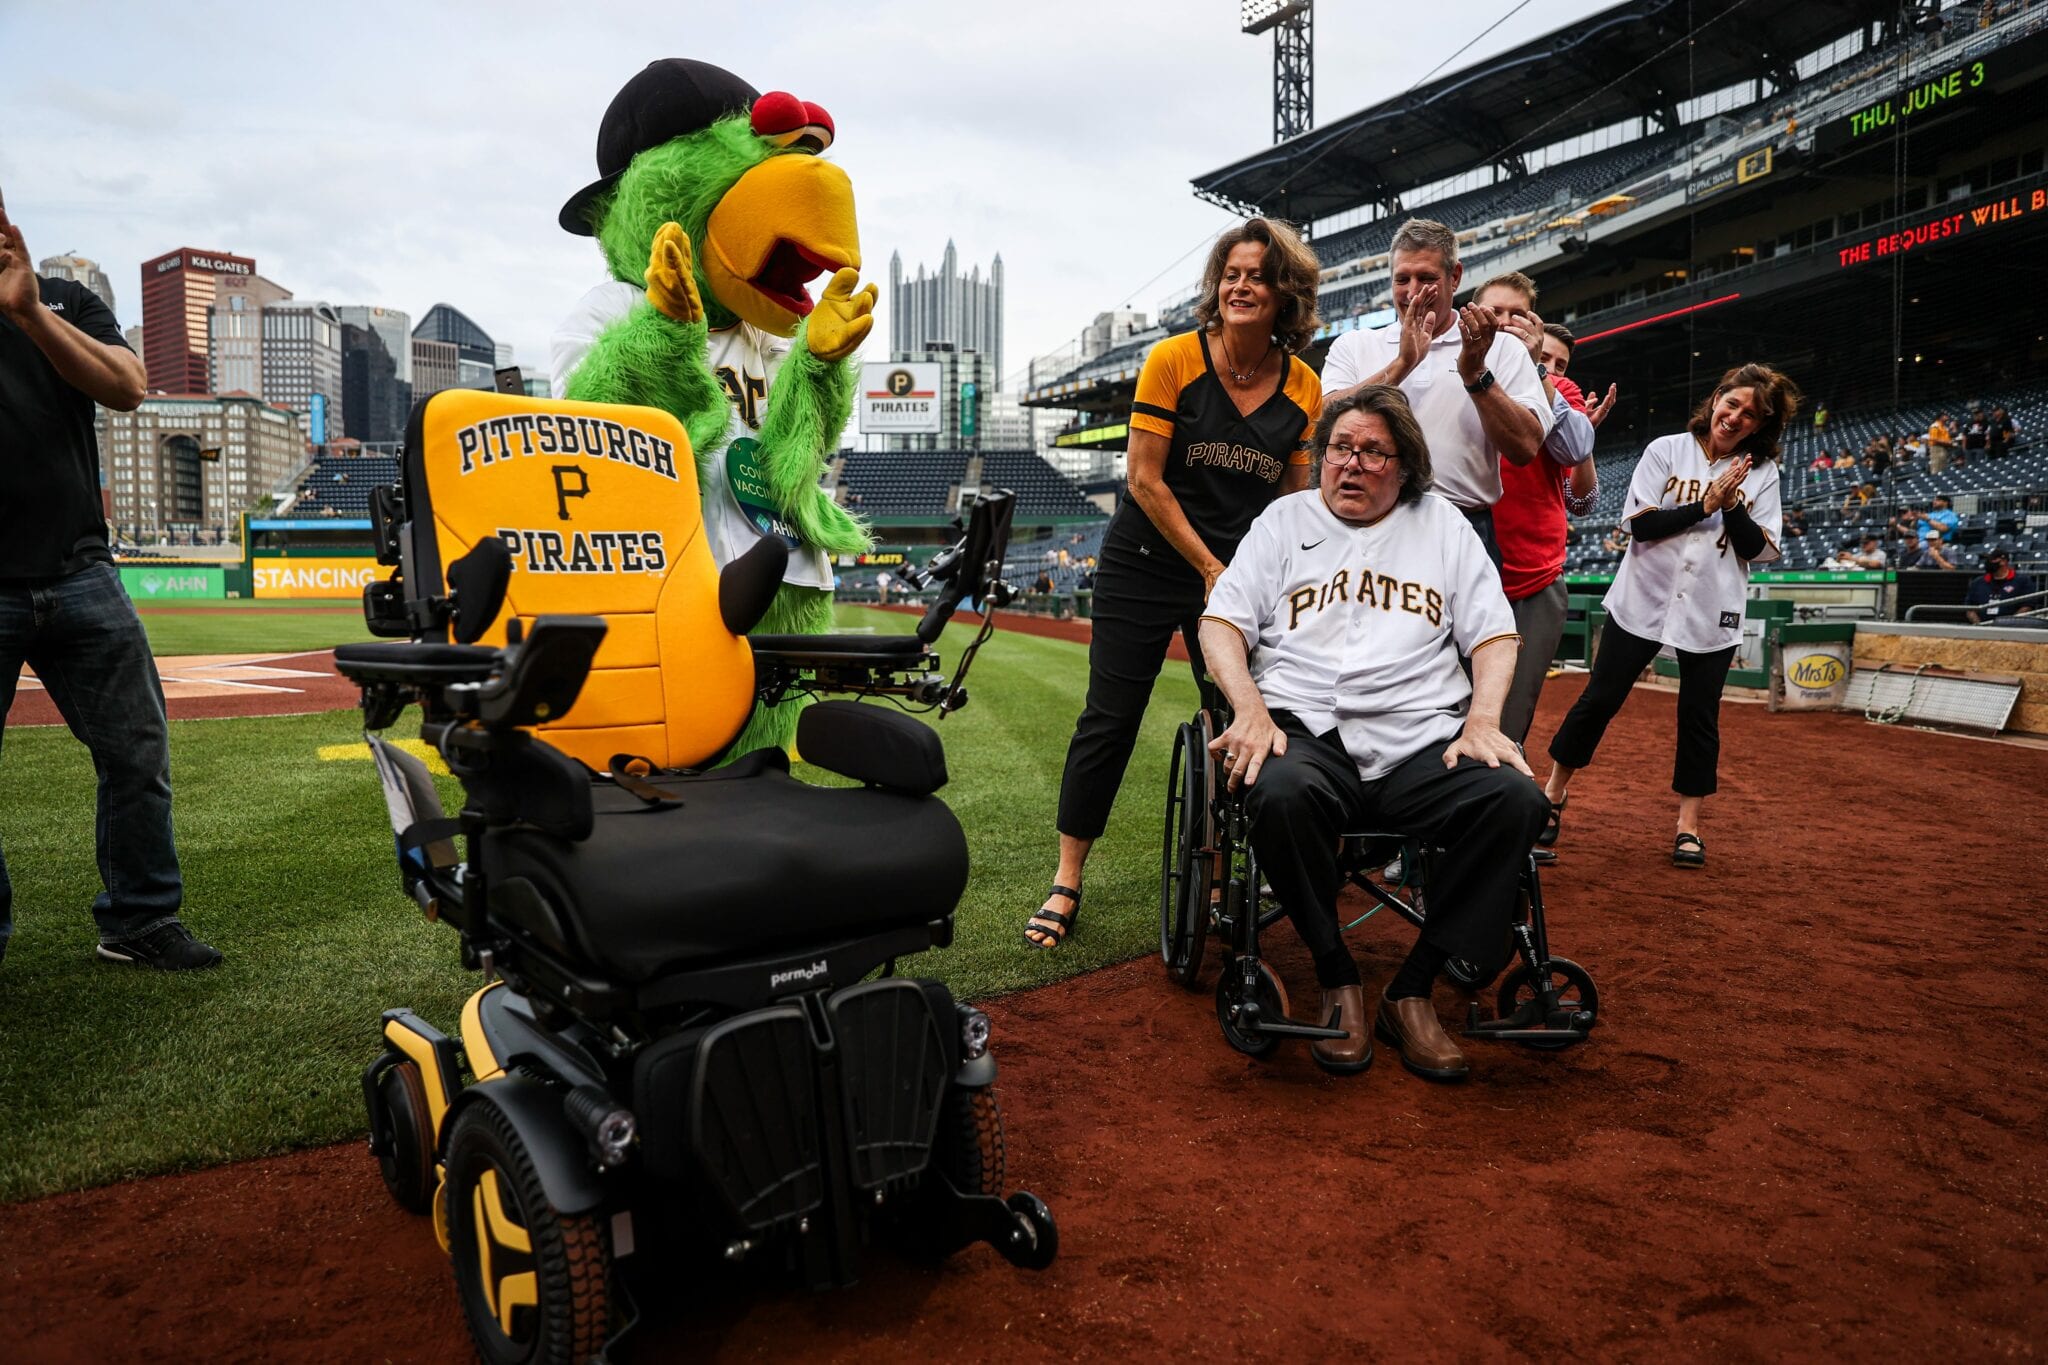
[837,449,1097,519]
[286,453,402,518]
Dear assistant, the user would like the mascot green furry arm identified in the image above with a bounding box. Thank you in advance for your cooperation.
[552,59,874,759]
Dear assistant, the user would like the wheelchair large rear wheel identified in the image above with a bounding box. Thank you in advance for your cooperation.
[1159,716,1213,990]
[1214,959,1289,1059]
[1496,956,1599,1050]
[933,1084,1006,1198]
[371,1056,436,1215]
[444,1102,610,1365]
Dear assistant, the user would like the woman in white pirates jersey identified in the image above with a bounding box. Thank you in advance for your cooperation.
[1541,363,1796,868]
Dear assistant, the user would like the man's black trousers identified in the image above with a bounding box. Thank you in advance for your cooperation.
[1547,617,1736,797]
[1056,540,1213,841]
[1244,713,1549,989]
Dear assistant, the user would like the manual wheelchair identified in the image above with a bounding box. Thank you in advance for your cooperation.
[333,390,1053,1365]
[1159,699,1598,1060]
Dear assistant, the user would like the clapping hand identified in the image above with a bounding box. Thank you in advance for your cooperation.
[1499,306,1545,362]
[0,196,36,323]
[1455,303,1497,383]
[1702,455,1753,514]
[1586,382,1618,428]
[1394,283,1437,375]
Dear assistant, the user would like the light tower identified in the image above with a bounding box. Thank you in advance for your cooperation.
[1242,1,1313,145]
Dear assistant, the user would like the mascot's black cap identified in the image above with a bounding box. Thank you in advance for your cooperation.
[559,58,761,236]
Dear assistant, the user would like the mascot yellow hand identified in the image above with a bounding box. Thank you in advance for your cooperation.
[644,221,704,324]
[806,267,877,362]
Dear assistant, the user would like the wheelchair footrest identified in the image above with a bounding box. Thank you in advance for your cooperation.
[1463,1000,1595,1042]
[923,1175,1060,1271]
[827,980,948,1192]
[1247,1015,1352,1042]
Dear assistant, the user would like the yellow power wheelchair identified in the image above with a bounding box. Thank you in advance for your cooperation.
[334,391,1052,1364]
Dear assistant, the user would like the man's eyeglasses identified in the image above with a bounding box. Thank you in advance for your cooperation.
[1323,443,1396,471]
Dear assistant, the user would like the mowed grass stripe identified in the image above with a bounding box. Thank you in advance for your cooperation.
[136,600,378,657]
[0,604,1191,1201]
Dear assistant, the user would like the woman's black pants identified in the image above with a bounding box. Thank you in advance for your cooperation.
[1547,617,1737,797]
[1057,542,1211,841]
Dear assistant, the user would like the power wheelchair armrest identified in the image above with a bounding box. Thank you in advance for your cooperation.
[795,700,949,795]
[335,616,608,732]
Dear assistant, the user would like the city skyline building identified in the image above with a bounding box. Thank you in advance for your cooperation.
[261,299,345,439]
[209,273,294,397]
[341,323,410,445]
[413,303,497,390]
[336,305,413,384]
[140,246,256,394]
[888,242,1003,392]
[96,394,304,541]
[411,337,460,399]
[38,253,115,314]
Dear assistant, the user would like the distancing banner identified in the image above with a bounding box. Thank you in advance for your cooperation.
[252,557,389,600]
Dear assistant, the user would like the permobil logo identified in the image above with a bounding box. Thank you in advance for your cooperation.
[769,959,829,990]
[1789,653,1846,689]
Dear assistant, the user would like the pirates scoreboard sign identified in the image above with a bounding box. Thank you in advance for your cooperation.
[859,362,941,434]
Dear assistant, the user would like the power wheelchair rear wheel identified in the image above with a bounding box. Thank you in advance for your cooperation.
[1214,958,1290,1059]
[444,1102,610,1365]
[1496,957,1599,1050]
[371,1058,436,1215]
[1160,716,1214,990]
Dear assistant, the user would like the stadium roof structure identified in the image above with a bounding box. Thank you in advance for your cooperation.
[1192,0,1899,221]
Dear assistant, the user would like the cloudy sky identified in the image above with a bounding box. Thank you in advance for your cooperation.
[5,0,1614,388]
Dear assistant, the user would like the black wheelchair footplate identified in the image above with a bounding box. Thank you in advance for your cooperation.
[921,1172,1059,1271]
[1463,993,1596,1043]
[1221,956,1349,1044]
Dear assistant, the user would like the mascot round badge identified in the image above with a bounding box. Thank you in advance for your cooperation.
[553,58,875,756]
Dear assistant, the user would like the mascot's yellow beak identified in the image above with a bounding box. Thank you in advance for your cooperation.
[702,154,860,337]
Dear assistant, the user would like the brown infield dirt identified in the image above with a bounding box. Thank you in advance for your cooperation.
[5,616,2047,1362]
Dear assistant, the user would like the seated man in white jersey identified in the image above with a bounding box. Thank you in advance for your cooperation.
[1199,386,1549,1082]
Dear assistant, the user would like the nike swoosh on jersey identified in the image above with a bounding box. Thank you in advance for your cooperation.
[1301,538,1325,551]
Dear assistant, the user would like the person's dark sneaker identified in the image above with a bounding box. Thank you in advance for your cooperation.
[96,921,223,971]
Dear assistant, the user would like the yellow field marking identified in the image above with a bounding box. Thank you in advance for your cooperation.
[317,738,449,775]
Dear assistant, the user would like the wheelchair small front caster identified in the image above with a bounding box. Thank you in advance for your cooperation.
[1215,960,1288,1059]
[1495,956,1598,1050]
[998,1191,1058,1270]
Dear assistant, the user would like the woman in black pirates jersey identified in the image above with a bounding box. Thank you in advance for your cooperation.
[1541,362,1796,868]
[1024,220,1323,949]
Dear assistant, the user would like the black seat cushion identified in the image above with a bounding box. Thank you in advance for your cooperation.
[478,764,968,982]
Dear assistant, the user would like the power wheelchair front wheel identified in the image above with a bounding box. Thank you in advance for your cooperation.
[444,1102,610,1365]
[370,1058,436,1215]
[1159,715,1215,990]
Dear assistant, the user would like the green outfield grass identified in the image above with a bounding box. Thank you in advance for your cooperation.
[135,599,378,656]
[0,606,1189,1202]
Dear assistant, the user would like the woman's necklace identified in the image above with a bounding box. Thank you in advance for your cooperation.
[1219,332,1271,386]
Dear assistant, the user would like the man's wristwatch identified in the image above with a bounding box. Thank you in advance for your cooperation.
[1463,369,1496,395]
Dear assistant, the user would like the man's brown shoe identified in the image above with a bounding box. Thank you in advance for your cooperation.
[1375,992,1469,1082]
[1310,985,1373,1074]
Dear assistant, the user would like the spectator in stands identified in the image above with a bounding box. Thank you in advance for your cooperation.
[1965,550,2037,622]
[1808,449,1835,473]
[1826,535,1886,571]
[1963,407,1990,462]
[1026,218,1323,951]
[1032,569,1054,597]
[1320,221,1550,566]
[1988,405,2018,459]
[1467,276,1608,745]
[1831,447,1857,471]
[1904,529,1956,569]
[0,186,220,970]
[1812,398,1830,436]
[1542,362,1794,870]
[1927,413,1955,474]
[1866,435,1892,479]
[1899,430,1924,466]
[1840,481,1877,514]
[1784,506,1809,538]
[1919,495,1960,543]
[1602,526,1630,554]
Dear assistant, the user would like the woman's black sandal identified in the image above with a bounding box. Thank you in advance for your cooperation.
[1537,795,1566,848]
[1024,885,1082,949]
[1672,832,1706,868]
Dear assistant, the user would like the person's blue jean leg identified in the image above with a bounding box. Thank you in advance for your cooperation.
[12,563,183,941]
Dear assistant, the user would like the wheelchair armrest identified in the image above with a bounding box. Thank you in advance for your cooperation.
[750,632,929,664]
[467,616,607,729]
[334,641,502,688]
[796,700,949,795]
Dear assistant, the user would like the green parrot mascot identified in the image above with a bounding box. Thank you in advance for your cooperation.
[551,58,874,758]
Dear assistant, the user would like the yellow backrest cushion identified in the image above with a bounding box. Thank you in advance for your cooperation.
[410,390,753,770]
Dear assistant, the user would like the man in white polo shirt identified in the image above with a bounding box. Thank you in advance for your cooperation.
[1199,385,1548,1083]
[1321,218,1551,566]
